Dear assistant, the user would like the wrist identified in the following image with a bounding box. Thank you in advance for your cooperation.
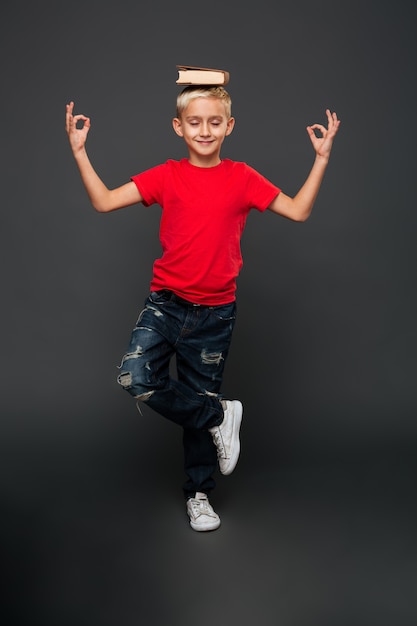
[72,146,88,161]
[314,153,330,168]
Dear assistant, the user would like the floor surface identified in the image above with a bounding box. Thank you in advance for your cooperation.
[4,426,417,626]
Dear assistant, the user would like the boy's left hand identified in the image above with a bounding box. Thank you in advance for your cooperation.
[307,109,340,159]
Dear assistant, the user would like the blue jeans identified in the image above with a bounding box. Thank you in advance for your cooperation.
[117,290,237,497]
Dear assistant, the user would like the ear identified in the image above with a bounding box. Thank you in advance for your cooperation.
[172,117,184,137]
[225,117,235,136]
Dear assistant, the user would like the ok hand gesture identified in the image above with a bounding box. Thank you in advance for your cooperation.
[307,109,340,160]
[65,101,91,154]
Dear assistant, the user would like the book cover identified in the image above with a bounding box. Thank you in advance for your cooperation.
[176,65,230,86]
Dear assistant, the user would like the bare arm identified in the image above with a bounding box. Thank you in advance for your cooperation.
[65,101,142,212]
[268,109,341,222]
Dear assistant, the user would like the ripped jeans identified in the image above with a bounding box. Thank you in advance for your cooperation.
[117,290,236,497]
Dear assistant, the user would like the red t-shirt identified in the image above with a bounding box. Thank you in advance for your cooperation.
[131,158,280,305]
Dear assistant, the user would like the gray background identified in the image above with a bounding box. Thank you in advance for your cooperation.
[2,0,417,624]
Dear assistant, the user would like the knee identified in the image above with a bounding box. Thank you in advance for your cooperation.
[117,343,170,402]
[117,366,155,400]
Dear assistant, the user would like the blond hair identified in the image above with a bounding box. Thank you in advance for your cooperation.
[176,86,232,119]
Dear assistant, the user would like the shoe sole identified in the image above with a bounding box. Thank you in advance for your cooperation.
[189,519,221,532]
[221,400,243,476]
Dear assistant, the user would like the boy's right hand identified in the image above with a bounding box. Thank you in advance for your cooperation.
[65,101,90,153]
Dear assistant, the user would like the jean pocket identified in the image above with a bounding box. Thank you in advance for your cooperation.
[148,290,171,305]
[209,301,237,322]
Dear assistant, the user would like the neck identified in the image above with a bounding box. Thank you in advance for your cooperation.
[187,153,222,168]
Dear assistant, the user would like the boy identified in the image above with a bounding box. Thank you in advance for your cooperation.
[65,84,340,532]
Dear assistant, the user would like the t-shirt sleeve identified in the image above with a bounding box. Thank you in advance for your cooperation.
[244,164,281,212]
[131,163,166,207]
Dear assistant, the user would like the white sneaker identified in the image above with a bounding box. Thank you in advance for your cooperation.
[186,492,221,532]
[209,399,243,475]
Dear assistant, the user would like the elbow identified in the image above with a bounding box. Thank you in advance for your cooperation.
[297,212,311,223]
[90,190,116,213]
[92,200,112,213]
[292,208,311,223]
[296,202,315,222]
[284,198,314,222]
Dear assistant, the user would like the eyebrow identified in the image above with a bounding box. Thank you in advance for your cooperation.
[185,115,224,121]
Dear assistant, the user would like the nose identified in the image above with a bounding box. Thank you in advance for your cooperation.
[199,122,210,137]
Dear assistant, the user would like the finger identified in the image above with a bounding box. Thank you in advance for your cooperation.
[327,112,341,135]
[323,109,333,127]
[65,101,74,118]
[71,114,90,129]
[309,123,327,136]
[65,101,74,130]
[327,110,340,129]
[72,114,88,122]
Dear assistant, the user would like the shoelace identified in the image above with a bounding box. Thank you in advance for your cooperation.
[189,498,217,519]
[211,428,227,458]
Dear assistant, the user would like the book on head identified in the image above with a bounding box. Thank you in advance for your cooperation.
[176,65,230,86]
